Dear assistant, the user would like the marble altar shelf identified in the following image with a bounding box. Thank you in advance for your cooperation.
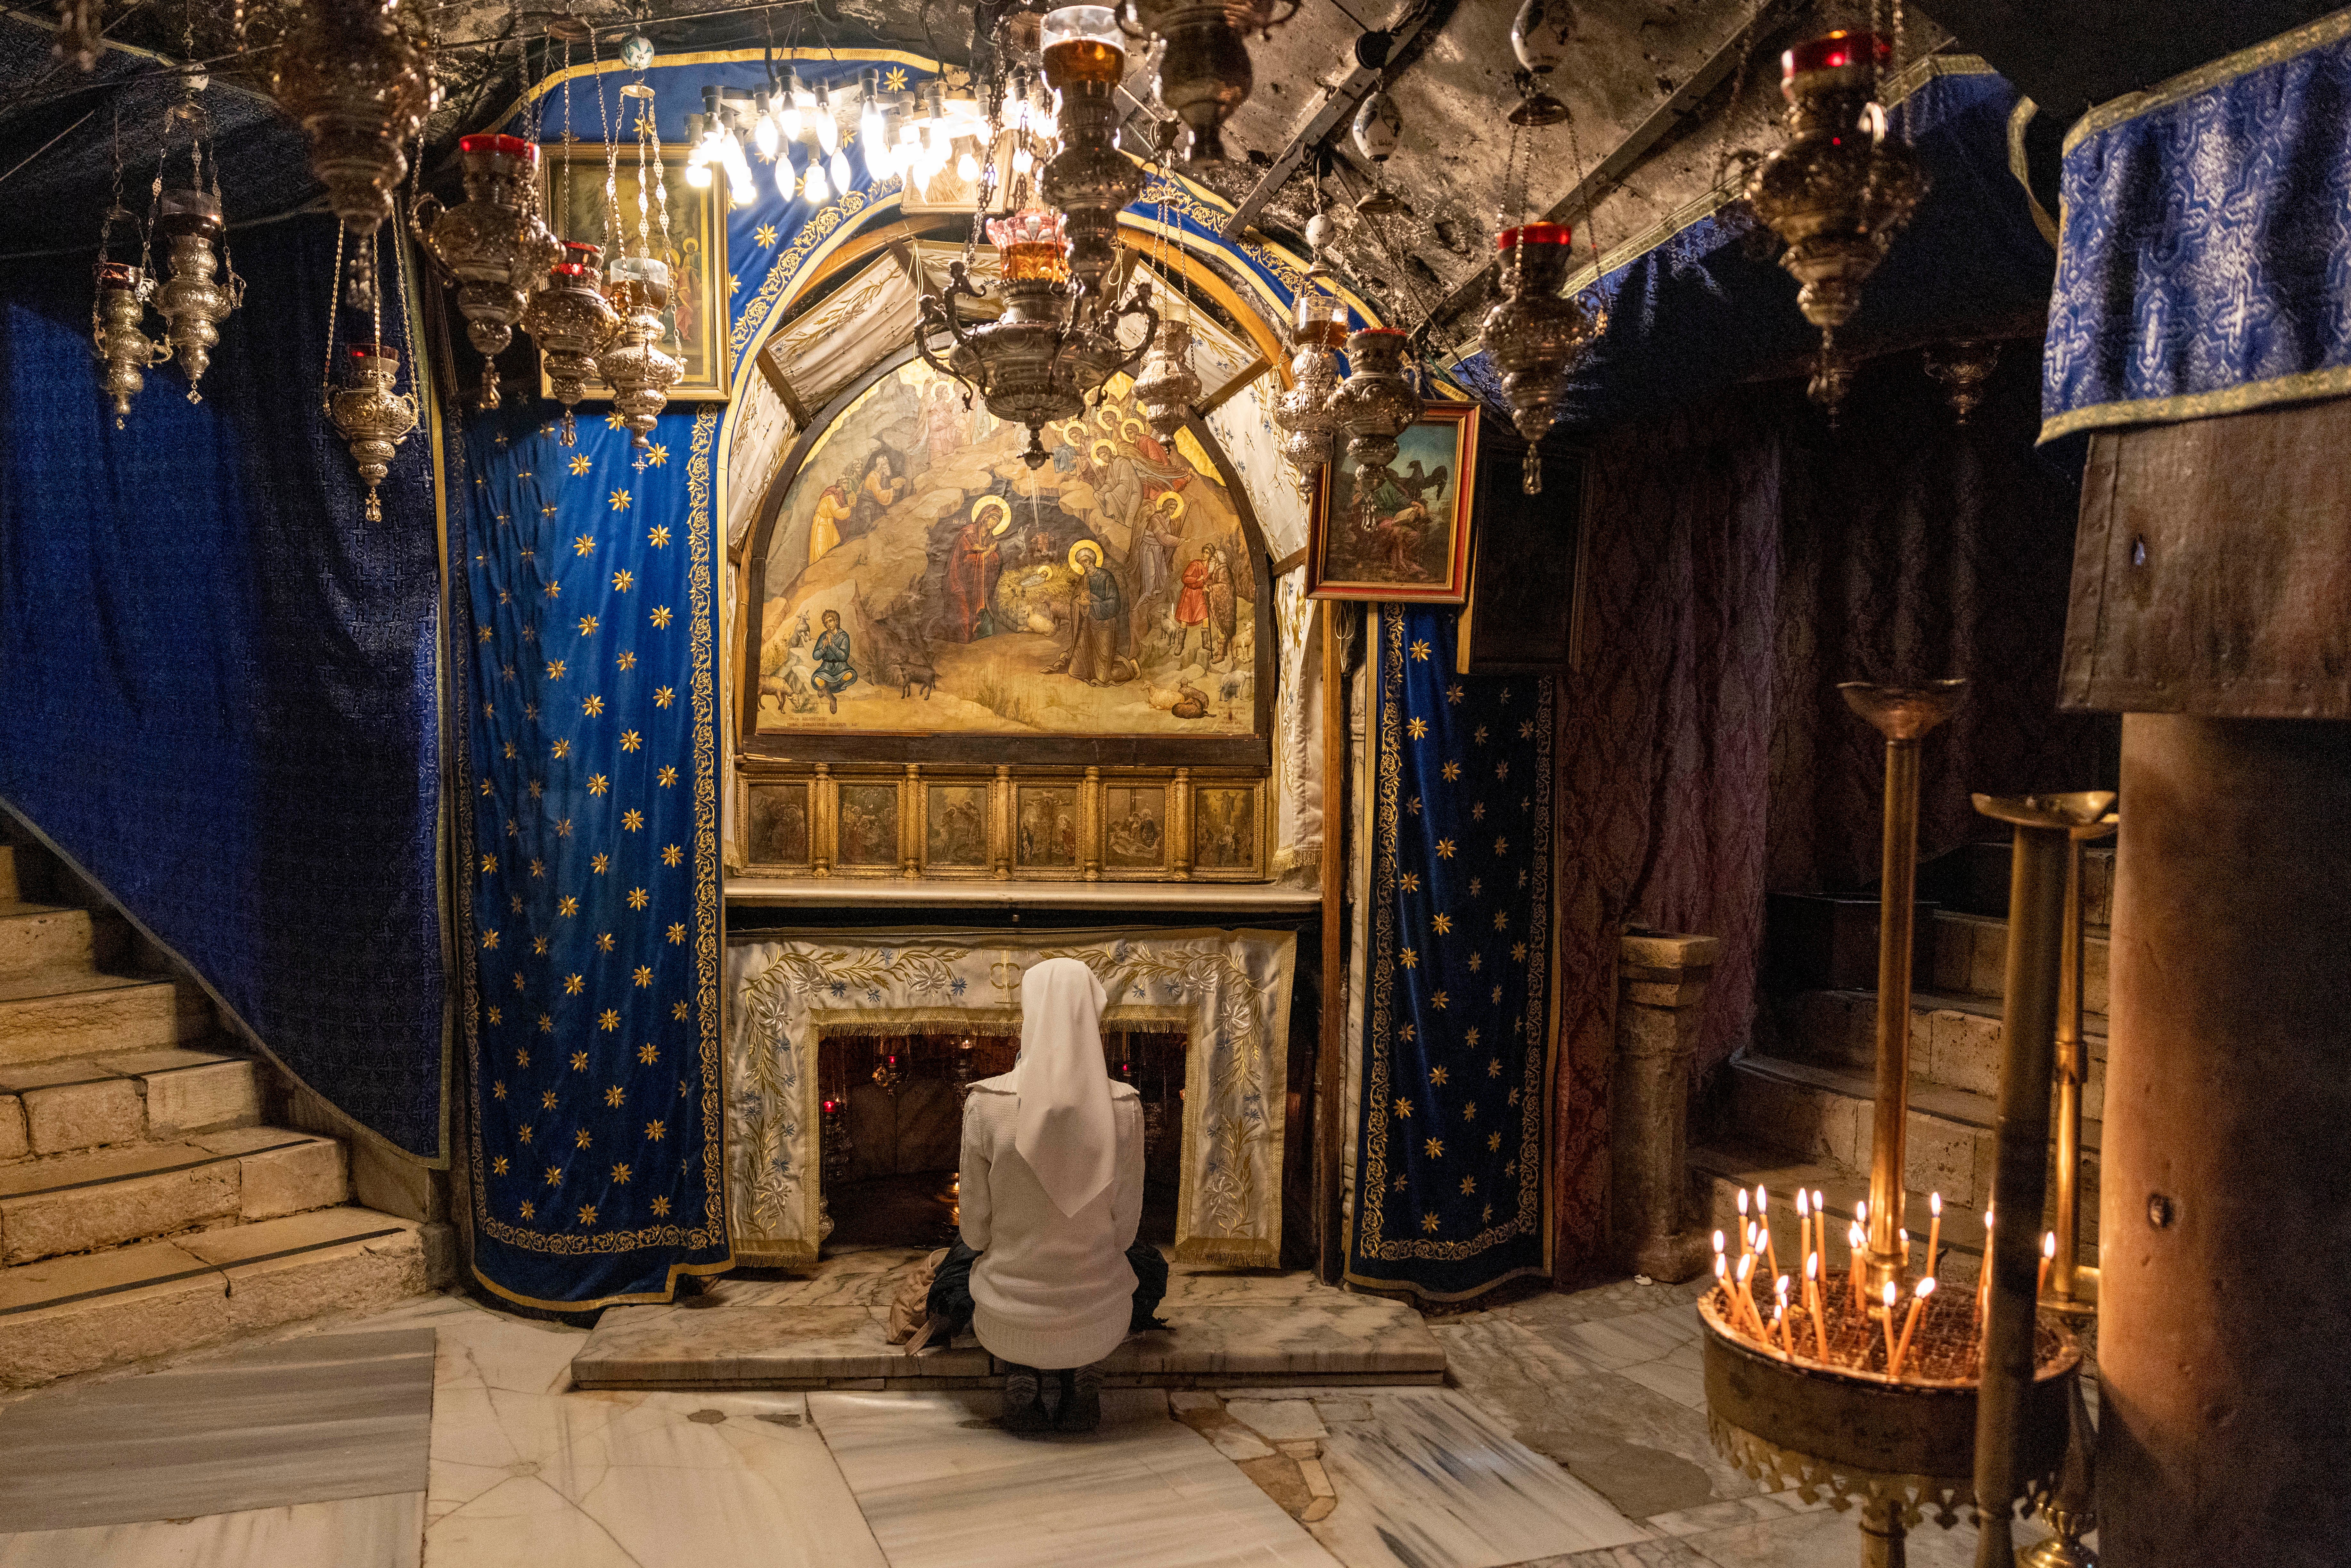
[570,1254,1444,1392]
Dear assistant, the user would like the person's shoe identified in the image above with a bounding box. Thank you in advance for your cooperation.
[1057,1364,1103,1433]
[1039,1368,1065,1426]
[1002,1366,1048,1433]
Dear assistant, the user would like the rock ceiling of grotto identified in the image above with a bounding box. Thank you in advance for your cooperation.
[0,1,2330,352]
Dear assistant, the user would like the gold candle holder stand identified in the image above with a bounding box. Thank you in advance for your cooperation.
[1839,681,1966,1298]
[1967,791,2115,1568]
[2047,811,2117,1319]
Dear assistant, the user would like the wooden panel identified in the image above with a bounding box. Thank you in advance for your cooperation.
[2062,395,2351,718]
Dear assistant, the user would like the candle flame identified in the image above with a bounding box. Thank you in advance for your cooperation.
[1737,1253,1754,1282]
[1930,1191,1942,1217]
[1713,1229,1725,1254]
[1984,1209,1995,1230]
[1813,1188,1824,1213]
[1776,1275,1789,1301]
[1882,1280,1898,1308]
[1848,1222,1863,1248]
[1737,1189,1749,1216]
[1917,1277,1937,1298]
[2043,1230,2057,1259]
[1796,1189,1809,1217]
[1756,1185,1768,1211]
[1855,1199,1867,1226]
[1715,1254,1728,1280]
[1806,1251,1819,1278]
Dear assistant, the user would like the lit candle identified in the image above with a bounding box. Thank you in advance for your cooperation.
[1758,1188,1782,1282]
[1880,1280,1899,1368]
[1795,1187,1812,1275]
[2039,1230,2056,1298]
[1925,1192,1943,1282]
[1769,1300,1790,1358]
[1977,1207,1995,1319]
[1898,1227,1910,1271]
[1805,1251,1829,1360]
[1889,1277,1936,1379]
[1848,1221,1865,1312]
[1714,1252,1733,1323]
[1774,1278,1795,1356]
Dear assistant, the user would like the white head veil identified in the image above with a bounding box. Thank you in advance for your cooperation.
[1012,957,1115,1217]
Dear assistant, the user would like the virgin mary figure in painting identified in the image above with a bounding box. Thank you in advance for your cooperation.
[946,496,1011,642]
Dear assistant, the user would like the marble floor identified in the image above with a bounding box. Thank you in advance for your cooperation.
[0,1263,2086,1568]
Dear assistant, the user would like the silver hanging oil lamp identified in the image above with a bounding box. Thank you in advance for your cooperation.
[272,0,438,311]
[329,343,421,522]
[1274,249,1346,502]
[1509,0,1575,126]
[412,133,562,409]
[1118,0,1300,166]
[1745,31,1926,354]
[1327,325,1421,481]
[1132,320,1201,440]
[152,188,239,402]
[1478,222,1597,494]
[1039,6,1142,295]
[596,255,684,449]
[92,261,167,426]
[521,241,619,445]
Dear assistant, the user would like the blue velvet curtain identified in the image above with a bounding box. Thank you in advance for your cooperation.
[1348,606,1554,1301]
[0,220,447,1158]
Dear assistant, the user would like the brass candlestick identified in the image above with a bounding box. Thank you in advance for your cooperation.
[1839,681,1965,1299]
[2049,811,2116,1315]
[2018,1375,2099,1568]
[1967,790,2115,1568]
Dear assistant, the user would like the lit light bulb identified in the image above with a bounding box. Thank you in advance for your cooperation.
[826,147,850,191]
[685,161,713,188]
[776,152,797,201]
[753,92,780,159]
[1011,142,1034,176]
[803,159,830,203]
[956,149,979,182]
[779,69,805,141]
[814,80,840,154]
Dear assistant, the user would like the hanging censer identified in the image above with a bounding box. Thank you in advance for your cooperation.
[322,226,421,522]
[412,134,562,409]
[89,115,166,426]
[522,243,619,445]
[1479,224,1594,494]
[1273,207,1346,504]
[1127,123,1200,441]
[1744,31,1926,392]
[272,0,438,311]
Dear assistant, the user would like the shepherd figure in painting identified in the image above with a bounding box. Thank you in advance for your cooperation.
[1069,542,1130,687]
[808,476,855,565]
[810,610,857,714]
[850,451,910,540]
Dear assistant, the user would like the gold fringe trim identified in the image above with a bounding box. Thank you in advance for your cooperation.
[2038,362,2351,444]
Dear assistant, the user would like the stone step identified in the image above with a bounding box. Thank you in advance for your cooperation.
[1724,1053,2101,1218]
[1768,986,2108,1121]
[0,1044,263,1159]
[1927,909,2110,1015]
[1688,1138,2097,1286]
[1922,840,2115,927]
[0,1125,347,1265]
[0,903,102,980]
[0,1206,445,1389]
[0,970,211,1068]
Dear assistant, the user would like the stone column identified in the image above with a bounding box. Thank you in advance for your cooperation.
[1613,930,1718,1282]
[2097,715,2351,1568]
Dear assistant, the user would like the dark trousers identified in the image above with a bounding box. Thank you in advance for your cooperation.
[928,1239,1170,1339]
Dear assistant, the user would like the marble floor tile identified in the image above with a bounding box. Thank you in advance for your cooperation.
[0,1328,433,1531]
[0,1490,422,1568]
[1512,1541,1718,1568]
[1435,1315,1767,1520]
[1614,1341,1707,1413]
[809,1388,1342,1568]
[1305,1389,1648,1568]
[425,1388,886,1568]
[1103,1297,1446,1379]
[1675,1507,2059,1568]
[1554,1307,1700,1373]
[570,1303,993,1386]
[1639,1491,1827,1539]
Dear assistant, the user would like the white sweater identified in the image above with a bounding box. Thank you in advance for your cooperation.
[958,1074,1145,1370]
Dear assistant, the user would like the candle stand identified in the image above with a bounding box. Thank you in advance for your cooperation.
[2046,811,2116,1320]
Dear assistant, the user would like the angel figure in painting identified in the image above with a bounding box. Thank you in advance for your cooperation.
[811,609,857,714]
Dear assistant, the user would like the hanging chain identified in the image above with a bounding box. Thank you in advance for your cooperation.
[558,35,575,241]
[632,94,653,261]
[595,28,622,258]
[1713,0,1768,194]
[322,219,347,411]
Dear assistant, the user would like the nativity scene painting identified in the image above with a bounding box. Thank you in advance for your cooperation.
[749,358,1265,747]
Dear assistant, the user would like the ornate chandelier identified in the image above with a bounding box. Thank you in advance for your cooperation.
[521,242,619,445]
[1118,1,1301,166]
[272,0,437,312]
[1745,31,1927,354]
[412,134,561,409]
[918,208,1158,468]
[1478,223,1597,494]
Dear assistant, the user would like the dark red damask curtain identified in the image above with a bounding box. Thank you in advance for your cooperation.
[1547,349,2115,1279]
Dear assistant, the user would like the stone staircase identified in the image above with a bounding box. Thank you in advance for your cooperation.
[1692,842,2114,1285]
[0,832,442,1388]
